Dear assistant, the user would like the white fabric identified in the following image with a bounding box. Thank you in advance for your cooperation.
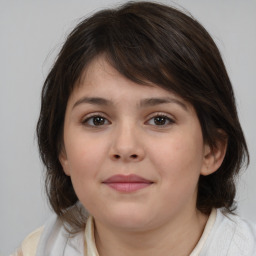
[10,227,43,256]
[190,208,217,255]
[35,215,85,256]
[21,208,256,256]
[198,209,256,255]
[84,216,98,256]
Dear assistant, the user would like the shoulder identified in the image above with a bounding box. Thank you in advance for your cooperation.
[35,214,85,255]
[11,209,87,256]
[203,209,256,256]
[225,211,256,255]
[11,214,67,256]
[11,226,44,256]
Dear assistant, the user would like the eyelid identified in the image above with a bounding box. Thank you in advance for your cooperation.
[146,112,175,120]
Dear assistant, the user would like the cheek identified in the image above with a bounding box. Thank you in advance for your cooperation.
[65,135,108,182]
[150,131,204,187]
[64,137,105,207]
[150,136,204,212]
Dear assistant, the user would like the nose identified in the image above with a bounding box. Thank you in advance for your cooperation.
[109,122,145,162]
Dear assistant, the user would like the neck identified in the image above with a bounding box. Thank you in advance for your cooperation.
[94,209,209,256]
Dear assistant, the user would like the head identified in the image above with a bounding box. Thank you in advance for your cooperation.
[37,1,249,231]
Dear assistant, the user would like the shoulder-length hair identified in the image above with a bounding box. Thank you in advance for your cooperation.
[37,1,249,231]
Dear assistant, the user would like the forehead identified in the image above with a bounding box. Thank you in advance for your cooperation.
[70,56,189,107]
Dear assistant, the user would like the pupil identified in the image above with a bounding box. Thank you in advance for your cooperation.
[93,117,105,125]
[154,116,166,125]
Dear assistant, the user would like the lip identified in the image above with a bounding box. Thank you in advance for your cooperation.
[102,174,153,193]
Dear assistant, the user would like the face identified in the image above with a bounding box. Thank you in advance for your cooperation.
[60,56,211,232]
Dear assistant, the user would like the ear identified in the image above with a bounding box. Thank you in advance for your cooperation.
[59,149,71,176]
[201,134,228,176]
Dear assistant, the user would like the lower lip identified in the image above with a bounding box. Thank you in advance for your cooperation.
[104,182,152,192]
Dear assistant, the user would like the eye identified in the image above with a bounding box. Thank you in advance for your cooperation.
[82,115,110,127]
[147,114,174,126]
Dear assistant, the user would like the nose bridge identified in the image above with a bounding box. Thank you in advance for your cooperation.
[110,119,144,161]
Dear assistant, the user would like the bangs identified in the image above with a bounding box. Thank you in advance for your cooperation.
[71,6,198,98]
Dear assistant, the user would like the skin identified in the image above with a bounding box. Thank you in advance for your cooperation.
[59,56,226,256]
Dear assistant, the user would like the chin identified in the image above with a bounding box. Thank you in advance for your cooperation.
[97,207,156,231]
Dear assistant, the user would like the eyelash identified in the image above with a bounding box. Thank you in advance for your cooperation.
[81,113,175,127]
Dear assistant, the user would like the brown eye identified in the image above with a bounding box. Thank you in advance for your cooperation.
[147,115,174,126]
[154,116,168,125]
[92,116,106,126]
[83,115,110,126]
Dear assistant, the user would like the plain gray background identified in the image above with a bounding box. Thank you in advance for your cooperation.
[1,0,256,255]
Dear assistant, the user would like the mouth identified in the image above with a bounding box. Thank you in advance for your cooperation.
[102,174,153,193]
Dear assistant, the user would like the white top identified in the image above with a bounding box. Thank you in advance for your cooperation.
[12,208,256,256]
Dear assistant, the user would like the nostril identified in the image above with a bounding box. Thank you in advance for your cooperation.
[112,154,139,160]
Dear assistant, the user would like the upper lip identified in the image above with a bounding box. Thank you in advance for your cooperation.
[103,174,153,183]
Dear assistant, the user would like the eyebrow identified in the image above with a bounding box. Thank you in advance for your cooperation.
[139,97,187,110]
[72,96,187,111]
[72,97,112,109]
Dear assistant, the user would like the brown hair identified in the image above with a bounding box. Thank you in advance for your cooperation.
[37,1,249,231]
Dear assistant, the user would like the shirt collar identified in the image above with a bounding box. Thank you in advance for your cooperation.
[84,215,99,256]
